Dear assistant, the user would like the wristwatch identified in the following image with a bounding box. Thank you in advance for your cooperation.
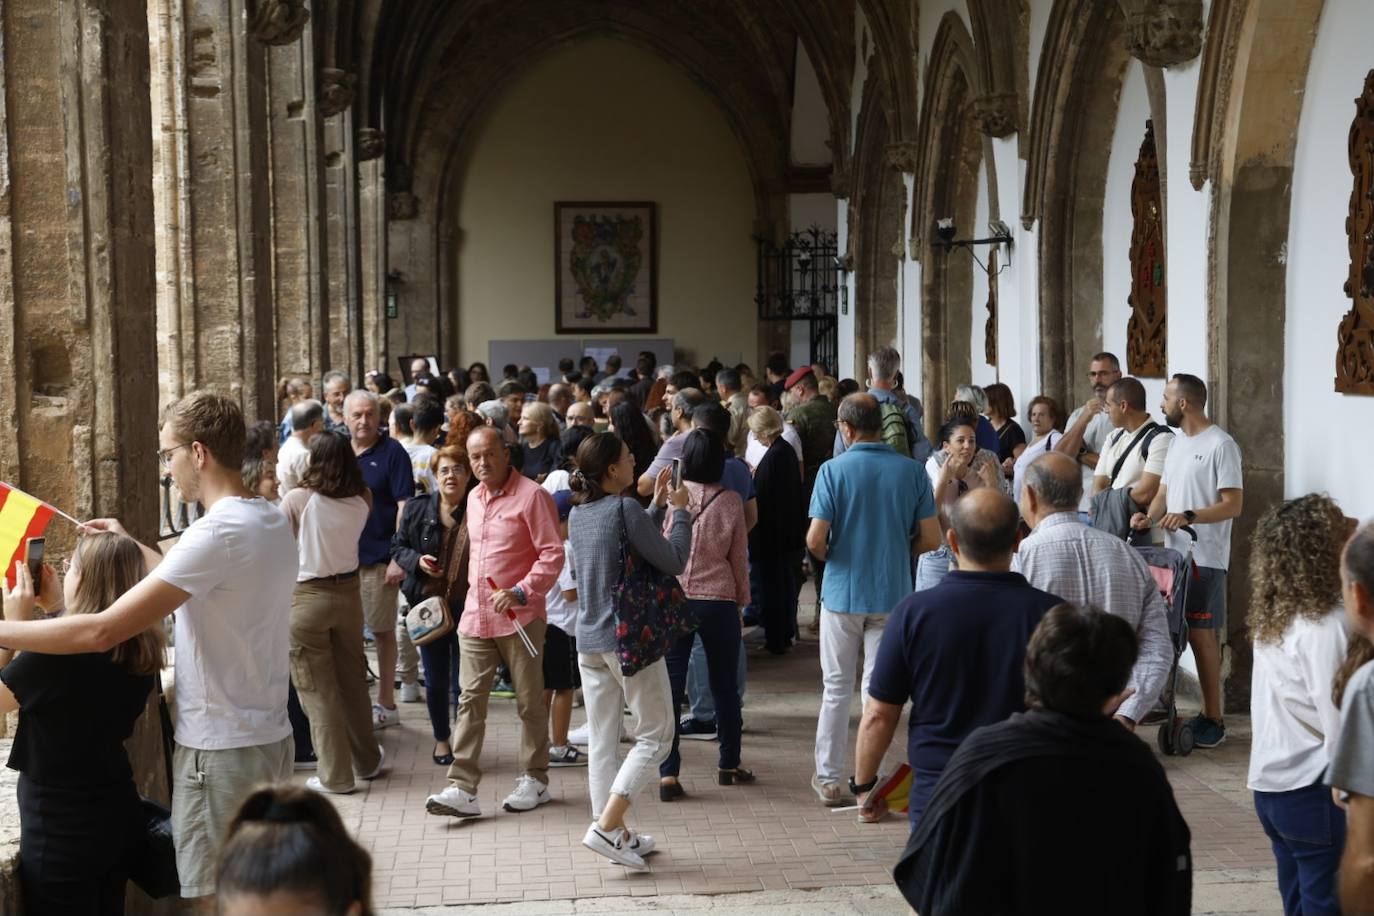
[1183,510,1197,523]
[511,585,528,606]
[849,775,878,796]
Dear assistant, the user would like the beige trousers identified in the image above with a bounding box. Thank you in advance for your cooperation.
[289,577,383,790]
[446,619,549,791]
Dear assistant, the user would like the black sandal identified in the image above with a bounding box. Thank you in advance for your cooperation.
[659,780,687,802]
[433,743,454,766]
[718,767,755,786]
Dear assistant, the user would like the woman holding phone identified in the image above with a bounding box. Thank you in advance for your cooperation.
[392,445,476,765]
[0,533,165,914]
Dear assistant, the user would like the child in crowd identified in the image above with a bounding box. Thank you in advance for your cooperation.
[546,490,585,766]
[242,456,280,504]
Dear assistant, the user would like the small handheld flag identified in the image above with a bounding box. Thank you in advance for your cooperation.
[0,483,60,589]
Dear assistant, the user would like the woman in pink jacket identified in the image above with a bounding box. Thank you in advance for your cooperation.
[659,428,752,800]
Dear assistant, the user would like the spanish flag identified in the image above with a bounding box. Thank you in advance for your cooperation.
[872,763,913,814]
[0,483,55,589]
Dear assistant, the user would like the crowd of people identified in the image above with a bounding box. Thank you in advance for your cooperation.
[0,345,1371,914]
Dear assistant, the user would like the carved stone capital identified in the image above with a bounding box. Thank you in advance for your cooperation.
[884,141,920,174]
[248,0,310,46]
[318,69,356,118]
[890,237,907,259]
[830,165,852,200]
[1124,0,1204,68]
[972,93,1019,138]
[356,128,385,162]
[389,191,418,221]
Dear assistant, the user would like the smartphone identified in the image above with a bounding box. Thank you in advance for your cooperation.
[24,537,44,584]
[670,458,683,489]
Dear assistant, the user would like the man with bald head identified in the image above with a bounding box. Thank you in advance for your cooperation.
[346,389,415,727]
[426,426,565,820]
[547,383,574,428]
[854,488,1063,827]
[806,392,941,806]
[1018,452,1172,730]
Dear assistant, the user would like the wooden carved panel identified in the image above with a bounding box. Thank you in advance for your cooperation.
[1336,70,1374,395]
[1127,120,1167,378]
[985,249,998,366]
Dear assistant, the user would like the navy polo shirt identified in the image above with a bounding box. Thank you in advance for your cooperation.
[867,570,1063,822]
[356,435,415,565]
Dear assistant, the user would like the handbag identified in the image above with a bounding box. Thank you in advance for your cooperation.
[130,676,181,899]
[611,500,692,677]
[405,596,455,646]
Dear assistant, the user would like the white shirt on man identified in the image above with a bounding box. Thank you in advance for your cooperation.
[1064,406,1114,512]
[1095,421,1174,491]
[1161,423,1243,569]
[405,441,437,495]
[276,435,310,497]
[152,496,300,750]
[1248,610,1348,792]
[545,541,579,633]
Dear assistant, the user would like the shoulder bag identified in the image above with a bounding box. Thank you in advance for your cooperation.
[611,499,692,677]
[130,676,181,899]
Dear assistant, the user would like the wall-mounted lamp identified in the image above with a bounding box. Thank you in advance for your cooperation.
[385,269,405,319]
[934,218,1014,276]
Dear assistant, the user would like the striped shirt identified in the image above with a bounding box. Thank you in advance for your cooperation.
[1015,512,1173,724]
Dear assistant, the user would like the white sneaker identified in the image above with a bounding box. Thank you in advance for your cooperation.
[360,744,386,780]
[399,681,422,703]
[502,775,552,812]
[372,704,400,729]
[624,830,657,856]
[306,776,355,795]
[566,723,589,746]
[582,823,648,871]
[426,784,481,818]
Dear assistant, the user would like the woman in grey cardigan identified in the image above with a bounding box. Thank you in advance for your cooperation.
[569,432,691,872]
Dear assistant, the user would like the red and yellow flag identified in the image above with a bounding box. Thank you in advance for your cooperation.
[873,763,913,814]
[0,482,55,589]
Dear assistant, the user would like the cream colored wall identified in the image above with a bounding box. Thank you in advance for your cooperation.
[455,37,758,368]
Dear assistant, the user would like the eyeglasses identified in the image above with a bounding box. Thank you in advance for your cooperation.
[436,465,468,478]
[157,443,190,467]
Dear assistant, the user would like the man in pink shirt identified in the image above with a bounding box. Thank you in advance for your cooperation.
[426,427,565,819]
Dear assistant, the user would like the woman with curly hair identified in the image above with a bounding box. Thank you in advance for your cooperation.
[1247,493,1352,915]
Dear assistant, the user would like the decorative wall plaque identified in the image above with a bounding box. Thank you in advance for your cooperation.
[985,249,999,366]
[554,202,658,334]
[1336,70,1374,395]
[1127,120,1167,378]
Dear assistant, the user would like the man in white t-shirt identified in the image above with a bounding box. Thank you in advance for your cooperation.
[1055,352,1122,517]
[277,398,325,497]
[1092,377,1173,509]
[405,397,444,496]
[1131,373,1244,750]
[0,391,301,899]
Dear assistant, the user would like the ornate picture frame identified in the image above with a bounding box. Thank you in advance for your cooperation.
[554,202,658,334]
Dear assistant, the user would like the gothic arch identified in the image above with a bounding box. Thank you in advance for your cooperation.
[855,0,920,144]
[848,73,906,367]
[912,12,987,421]
[966,0,1030,141]
[1204,0,1325,705]
[1022,0,1132,405]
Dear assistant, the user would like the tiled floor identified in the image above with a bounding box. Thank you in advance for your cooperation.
[313,602,1280,913]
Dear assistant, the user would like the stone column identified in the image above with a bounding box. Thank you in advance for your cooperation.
[265,12,330,391]
[0,0,159,548]
[321,70,363,381]
[148,0,277,421]
[358,137,388,375]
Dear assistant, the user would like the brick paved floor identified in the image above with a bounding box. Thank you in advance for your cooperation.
[312,597,1280,913]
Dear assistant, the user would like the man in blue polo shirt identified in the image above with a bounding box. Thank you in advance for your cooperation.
[345,390,415,729]
[852,488,1063,826]
[807,393,942,806]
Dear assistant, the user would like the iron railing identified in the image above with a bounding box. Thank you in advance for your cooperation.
[755,227,840,371]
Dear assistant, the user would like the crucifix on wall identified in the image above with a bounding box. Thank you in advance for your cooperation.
[1335,69,1374,395]
[1127,120,1167,378]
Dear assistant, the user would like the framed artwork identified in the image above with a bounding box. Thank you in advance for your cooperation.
[554,201,657,333]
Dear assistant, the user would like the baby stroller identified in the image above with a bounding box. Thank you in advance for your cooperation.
[1131,526,1197,756]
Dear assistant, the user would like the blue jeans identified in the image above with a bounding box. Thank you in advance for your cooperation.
[688,631,746,723]
[914,544,953,592]
[1253,780,1345,916]
[663,600,743,774]
[418,631,461,742]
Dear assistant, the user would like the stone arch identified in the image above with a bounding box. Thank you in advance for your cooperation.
[848,74,906,367]
[1203,0,1325,706]
[912,12,987,421]
[856,0,920,143]
[966,0,1030,140]
[1022,0,1132,405]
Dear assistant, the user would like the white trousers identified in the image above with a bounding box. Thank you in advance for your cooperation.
[814,608,888,783]
[578,651,675,820]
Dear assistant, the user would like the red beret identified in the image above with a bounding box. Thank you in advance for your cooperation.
[784,367,814,390]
